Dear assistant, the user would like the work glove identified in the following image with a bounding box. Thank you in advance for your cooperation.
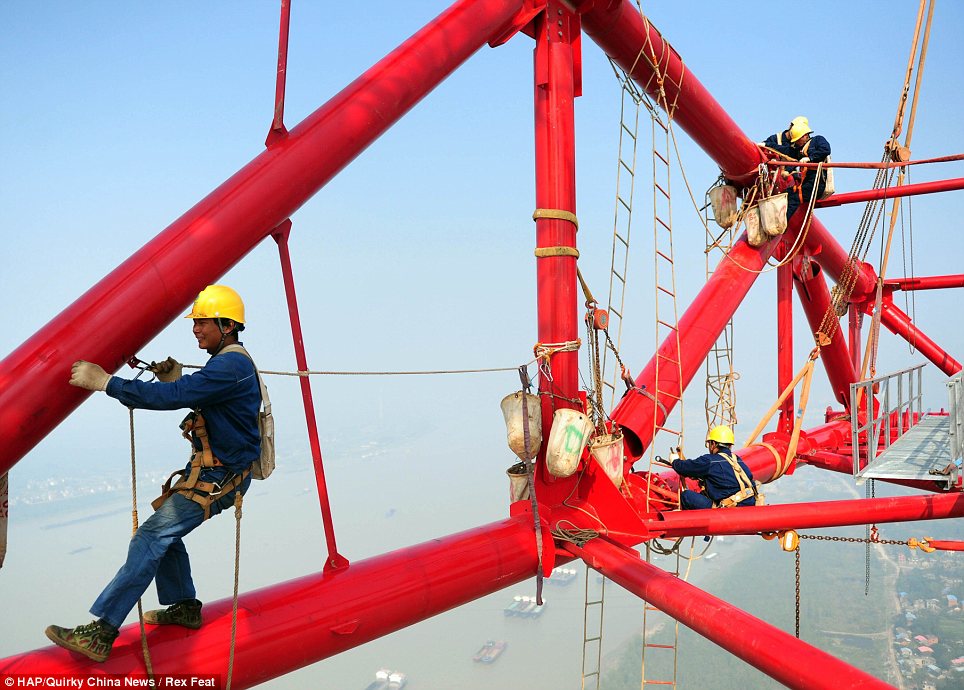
[798,157,811,164]
[69,360,111,391]
[669,446,684,462]
[152,356,182,382]
[790,171,803,186]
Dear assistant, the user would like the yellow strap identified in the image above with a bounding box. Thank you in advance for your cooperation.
[532,208,578,230]
[534,246,580,258]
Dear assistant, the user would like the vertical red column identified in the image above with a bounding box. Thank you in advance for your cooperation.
[777,241,794,433]
[532,4,580,494]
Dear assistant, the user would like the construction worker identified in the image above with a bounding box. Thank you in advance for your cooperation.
[669,426,758,510]
[761,116,808,157]
[46,285,262,663]
[785,119,831,221]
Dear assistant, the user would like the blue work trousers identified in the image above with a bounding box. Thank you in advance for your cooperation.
[680,489,714,510]
[90,475,250,629]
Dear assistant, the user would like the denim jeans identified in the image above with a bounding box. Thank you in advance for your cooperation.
[91,473,250,629]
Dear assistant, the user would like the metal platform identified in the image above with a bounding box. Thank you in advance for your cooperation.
[856,415,958,489]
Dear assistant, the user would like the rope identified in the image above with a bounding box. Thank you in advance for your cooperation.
[183,364,521,377]
[534,246,580,258]
[225,493,243,690]
[765,152,964,169]
[532,207,578,230]
[519,369,544,606]
[128,408,155,680]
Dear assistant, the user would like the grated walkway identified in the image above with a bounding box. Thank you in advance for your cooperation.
[856,415,958,489]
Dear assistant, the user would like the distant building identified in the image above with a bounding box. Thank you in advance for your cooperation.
[918,645,934,654]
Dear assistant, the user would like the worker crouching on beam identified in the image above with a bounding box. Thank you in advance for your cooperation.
[663,426,763,509]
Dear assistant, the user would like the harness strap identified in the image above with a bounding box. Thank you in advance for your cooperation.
[716,450,758,508]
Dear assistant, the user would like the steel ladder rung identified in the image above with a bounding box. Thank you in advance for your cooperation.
[654,183,670,200]
[653,149,669,166]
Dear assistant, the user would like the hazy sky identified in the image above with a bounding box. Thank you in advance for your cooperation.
[2,1,963,683]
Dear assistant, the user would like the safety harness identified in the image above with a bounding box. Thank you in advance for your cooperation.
[714,449,764,508]
[151,411,250,521]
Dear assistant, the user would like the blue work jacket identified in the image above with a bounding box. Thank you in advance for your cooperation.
[106,347,261,474]
[672,450,755,506]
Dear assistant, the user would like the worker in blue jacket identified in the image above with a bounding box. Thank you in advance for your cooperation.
[668,425,758,510]
[761,116,809,157]
[785,119,831,221]
[46,285,261,663]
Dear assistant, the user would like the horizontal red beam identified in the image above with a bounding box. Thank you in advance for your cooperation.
[816,177,964,208]
[874,297,962,375]
[650,493,964,538]
[570,538,892,690]
[884,274,964,291]
[0,516,540,686]
[0,0,522,476]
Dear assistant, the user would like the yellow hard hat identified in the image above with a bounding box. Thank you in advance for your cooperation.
[184,285,245,323]
[790,115,809,130]
[789,120,813,143]
[706,425,735,445]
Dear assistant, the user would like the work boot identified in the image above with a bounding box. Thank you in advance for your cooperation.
[143,599,203,629]
[45,620,118,663]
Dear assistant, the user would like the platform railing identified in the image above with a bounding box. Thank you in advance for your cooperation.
[947,371,964,462]
[850,363,925,475]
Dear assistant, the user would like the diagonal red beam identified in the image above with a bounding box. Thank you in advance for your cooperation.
[0,0,523,476]
[816,176,964,208]
[0,516,542,686]
[569,538,893,690]
[580,1,763,184]
[650,492,964,539]
[873,295,962,375]
[792,256,858,408]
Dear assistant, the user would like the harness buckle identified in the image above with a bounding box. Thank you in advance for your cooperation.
[207,481,224,497]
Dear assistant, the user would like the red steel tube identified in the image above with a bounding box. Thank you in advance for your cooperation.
[651,492,964,538]
[272,223,347,570]
[927,540,964,552]
[874,296,962,375]
[570,538,894,690]
[533,4,581,493]
[777,241,794,433]
[803,217,878,297]
[268,0,292,139]
[816,177,964,208]
[792,256,859,408]
[0,0,522,476]
[580,1,764,185]
[610,232,782,456]
[0,516,539,685]
[884,274,964,291]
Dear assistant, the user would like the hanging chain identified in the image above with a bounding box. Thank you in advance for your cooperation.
[794,545,801,639]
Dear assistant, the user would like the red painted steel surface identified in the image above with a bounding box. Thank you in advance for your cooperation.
[272,223,347,570]
[652,493,964,538]
[570,538,895,690]
[532,4,582,500]
[0,516,540,685]
[0,0,523,476]
[777,242,795,432]
[610,231,783,457]
[580,1,764,185]
[884,274,964,291]
[803,217,878,298]
[816,176,964,208]
[792,256,859,407]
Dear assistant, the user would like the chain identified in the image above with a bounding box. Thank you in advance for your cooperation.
[799,534,909,547]
[794,546,801,639]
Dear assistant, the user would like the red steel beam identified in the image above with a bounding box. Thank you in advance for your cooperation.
[0,0,523,476]
[873,296,962,375]
[777,241,795,432]
[580,2,763,185]
[532,3,581,498]
[610,231,784,456]
[651,492,964,538]
[816,176,964,208]
[570,538,893,690]
[0,516,541,685]
[792,256,859,408]
[803,218,878,297]
[884,274,964,291]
